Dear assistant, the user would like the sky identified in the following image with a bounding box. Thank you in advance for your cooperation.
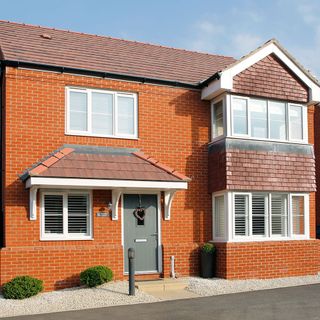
[1,0,320,77]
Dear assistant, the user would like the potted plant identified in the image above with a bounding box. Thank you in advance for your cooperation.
[200,243,215,278]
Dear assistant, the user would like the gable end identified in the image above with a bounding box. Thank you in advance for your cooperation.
[233,54,309,103]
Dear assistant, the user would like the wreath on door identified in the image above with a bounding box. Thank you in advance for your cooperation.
[133,195,146,221]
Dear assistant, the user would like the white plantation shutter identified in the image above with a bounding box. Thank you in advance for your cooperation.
[234,194,249,236]
[214,195,225,238]
[42,192,91,239]
[68,195,89,234]
[44,195,63,234]
[271,194,287,236]
[291,196,305,235]
[252,194,266,235]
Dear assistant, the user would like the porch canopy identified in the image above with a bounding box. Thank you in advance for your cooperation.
[21,145,190,221]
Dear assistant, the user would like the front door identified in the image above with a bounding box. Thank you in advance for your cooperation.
[123,194,159,273]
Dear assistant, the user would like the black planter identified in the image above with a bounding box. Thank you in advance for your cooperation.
[200,251,215,278]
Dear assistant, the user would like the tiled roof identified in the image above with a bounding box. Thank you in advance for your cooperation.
[0,20,236,85]
[21,145,190,182]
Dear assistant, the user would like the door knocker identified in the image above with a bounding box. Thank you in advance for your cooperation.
[133,195,146,221]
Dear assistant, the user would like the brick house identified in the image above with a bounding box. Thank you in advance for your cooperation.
[0,21,320,290]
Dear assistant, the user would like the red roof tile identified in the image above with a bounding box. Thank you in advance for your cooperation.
[0,21,236,85]
[22,146,190,182]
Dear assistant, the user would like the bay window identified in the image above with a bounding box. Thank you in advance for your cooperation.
[67,87,137,139]
[212,192,309,241]
[230,96,306,143]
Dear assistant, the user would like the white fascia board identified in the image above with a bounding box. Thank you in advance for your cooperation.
[26,177,188,190]
[201,42,320,104]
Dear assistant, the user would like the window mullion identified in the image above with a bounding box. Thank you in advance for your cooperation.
[88,90,92,134]
[248,193,252,237]
[63,193,68,238]
[247,99,251,137]
[288,194,292,238]
[114,93,117,136]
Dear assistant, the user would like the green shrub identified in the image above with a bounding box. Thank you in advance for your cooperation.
[80,266,113,288]
[2,276,43,299]
[201,243,215,254]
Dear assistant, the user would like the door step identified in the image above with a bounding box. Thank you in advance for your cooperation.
[136,278,188,293]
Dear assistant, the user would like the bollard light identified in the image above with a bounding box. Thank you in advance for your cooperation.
[128,247,135,296]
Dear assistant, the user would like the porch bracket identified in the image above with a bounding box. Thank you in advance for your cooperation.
[112,189,122,220]
[29,186,38,221]
[164,190,177,220]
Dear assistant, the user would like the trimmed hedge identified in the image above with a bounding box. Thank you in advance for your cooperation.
[2,276,43,299]
[80,266,113,288]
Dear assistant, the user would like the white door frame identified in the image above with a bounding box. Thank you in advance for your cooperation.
[121,191,162,275]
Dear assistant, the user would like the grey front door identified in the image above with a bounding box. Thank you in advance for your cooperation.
[123,194,159,273]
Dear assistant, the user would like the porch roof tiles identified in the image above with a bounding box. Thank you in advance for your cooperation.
[20,145,190,182]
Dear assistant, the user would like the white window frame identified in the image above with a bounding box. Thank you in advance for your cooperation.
[212,192,227,240]
[212,191,309,242]
[40,190,93,241]
[229,95,308,144]
[211,96,226,141]
[66,87,138,139]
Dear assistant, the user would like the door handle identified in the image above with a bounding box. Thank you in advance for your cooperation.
[151,233,158,236]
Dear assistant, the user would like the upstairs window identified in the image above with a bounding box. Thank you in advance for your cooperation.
[231,96,306,143]
[66,87,138,139]
[211,100,224,139]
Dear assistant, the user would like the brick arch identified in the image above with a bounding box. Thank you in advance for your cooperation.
[232,54,309,103]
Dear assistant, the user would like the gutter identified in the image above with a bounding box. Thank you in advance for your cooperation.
[0,62,5,247]
[2,60,200,90]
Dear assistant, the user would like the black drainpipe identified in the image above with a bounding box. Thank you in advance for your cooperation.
[0,62,5,248]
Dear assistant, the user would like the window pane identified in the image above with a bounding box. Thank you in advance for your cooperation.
[271,194,287,236]
[269,101,286,140]
[292,196,305,235]
[252,194,266,235]
[250,99,267,138]
[234,194,248,236]
[68,195,89,234]
[213,101,224,138]
[44,195,63,234]
[214,195,225,238]
[92,92,113,135]
[289,105,303,140]
[117,96,135,135]
[69,91,87,131]
[232,98,248,135]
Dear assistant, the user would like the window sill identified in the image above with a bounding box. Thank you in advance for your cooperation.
[40,237,94,241]
[65,131,139,140]
[211,236,310,243]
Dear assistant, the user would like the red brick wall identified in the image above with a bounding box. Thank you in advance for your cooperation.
[215,240,320,279]
[233,54,309,103]
[0,67,211,289]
